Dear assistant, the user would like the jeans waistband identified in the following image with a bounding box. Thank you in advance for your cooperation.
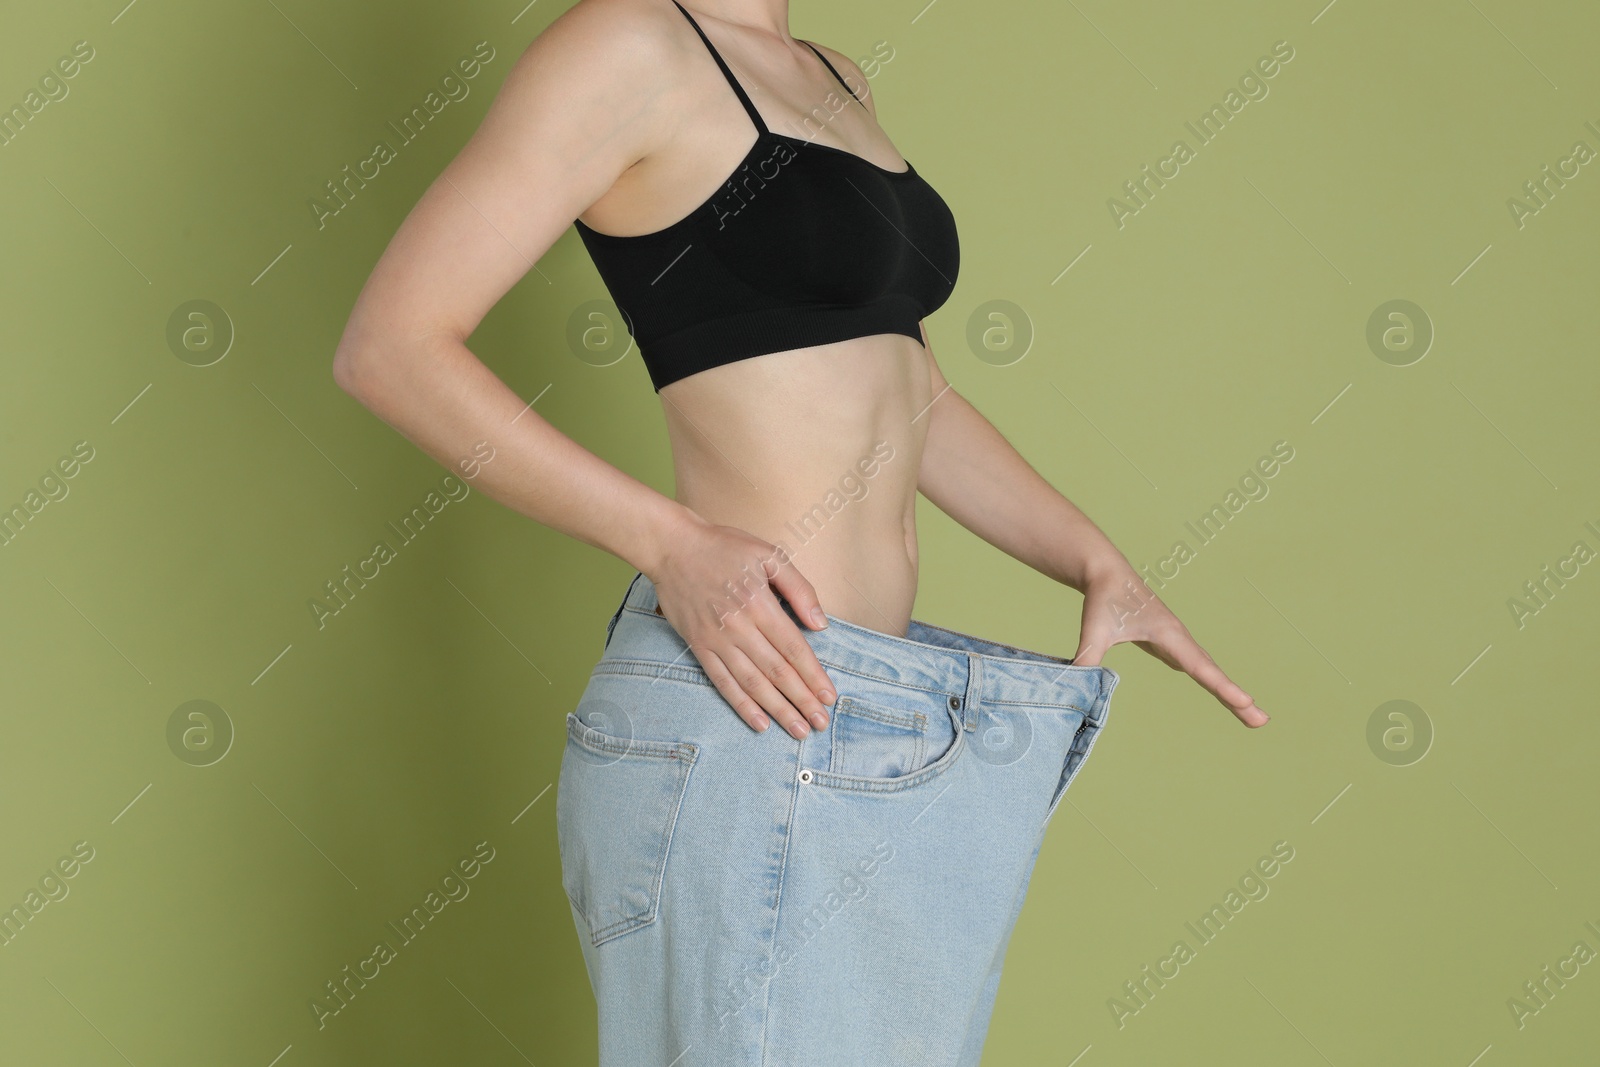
[601,571,1118,724]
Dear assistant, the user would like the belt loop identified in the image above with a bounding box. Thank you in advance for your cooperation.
[604,571,645,650]
[960,653,983,732]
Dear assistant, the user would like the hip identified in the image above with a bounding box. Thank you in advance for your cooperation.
[573,570,1117,814]
[553,571,1123,1062]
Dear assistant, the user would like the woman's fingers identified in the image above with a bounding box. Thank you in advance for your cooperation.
[664,554,833,738]
[746,604,832,730]
[754,591,834,696]
[692,646,771,733]
[718,643,815,739]
[767,554,830,631]
[1151,633,1269,728]
[1072,611,1115,667]
[650,525,838,737]
[754,556,836,712]
[740,637,829,733]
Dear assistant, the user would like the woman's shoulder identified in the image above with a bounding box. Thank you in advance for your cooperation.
[492,0,700,160]
[796,38,878,118]
[519,0,694,77]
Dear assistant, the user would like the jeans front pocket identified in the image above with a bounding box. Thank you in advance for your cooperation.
[805,694,964,795]
[556,712,699,946]
[828,696,929,779]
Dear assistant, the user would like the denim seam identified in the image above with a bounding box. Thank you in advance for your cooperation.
[962,654,983,732]
[808,662,953,700]
[592,660,1092,719]
[830,698,929,776]
[616,604,1106,687]
[562,714,701,945]
[1042,672,1119,829]
[566,713,701,761]
[835,695,927,731]
[821,663,1092,714]
[1043,720,1098,830]
[986,698,1094,714]
[890,615,1080,665]
[758,742,803,1067]
[592,661,715,689]
[803,700,966,795]
[596,652,956,703]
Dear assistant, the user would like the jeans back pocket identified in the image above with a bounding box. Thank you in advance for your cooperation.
[556,712,699,946]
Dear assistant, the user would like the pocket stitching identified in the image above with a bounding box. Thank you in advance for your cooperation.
[834,695,927,731]
[829,696,929,781]
[567,713,698,762]
[806,700,963,794]
[560,714,700,946]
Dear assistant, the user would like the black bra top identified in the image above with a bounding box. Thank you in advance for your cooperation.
[572,0,960,391]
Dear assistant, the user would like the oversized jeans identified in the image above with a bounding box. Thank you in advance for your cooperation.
[556,572,1120,1066]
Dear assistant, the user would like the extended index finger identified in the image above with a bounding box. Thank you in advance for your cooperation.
[1149,633,1270,728]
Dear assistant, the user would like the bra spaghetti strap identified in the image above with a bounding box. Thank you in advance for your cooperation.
[801,40,868,112]
[669,0,769,135]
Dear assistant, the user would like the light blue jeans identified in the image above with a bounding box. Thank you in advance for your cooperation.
[557,572,1119,1066]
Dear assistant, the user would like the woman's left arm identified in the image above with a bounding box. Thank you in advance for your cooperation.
[914,326,1270,729]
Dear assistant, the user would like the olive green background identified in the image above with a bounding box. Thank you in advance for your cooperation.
[2,0,1596,1063]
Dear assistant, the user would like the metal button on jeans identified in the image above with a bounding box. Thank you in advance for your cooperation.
[949,696,962,711]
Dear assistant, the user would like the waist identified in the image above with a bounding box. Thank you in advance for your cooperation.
[601,572,1118,722]
[663,335,932,630]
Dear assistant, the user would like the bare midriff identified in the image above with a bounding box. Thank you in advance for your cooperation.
[661,332,932,637]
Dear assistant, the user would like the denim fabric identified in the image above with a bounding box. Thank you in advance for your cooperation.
[557,572,1119,1066]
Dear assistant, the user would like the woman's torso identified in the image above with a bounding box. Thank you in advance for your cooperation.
[661,335,932,635]
[575,2,957,635]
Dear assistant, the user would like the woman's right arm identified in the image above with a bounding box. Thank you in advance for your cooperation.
[331,0,835,738]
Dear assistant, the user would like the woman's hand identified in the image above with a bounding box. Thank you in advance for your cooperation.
[1071,561,1271,729]
[645,515,836,739]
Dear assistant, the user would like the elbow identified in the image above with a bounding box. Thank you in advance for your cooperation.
[332,319,454,401]
[331,326,389,400]
[331,317,374,397]
[331,347,363,396]
[332,305,399,398]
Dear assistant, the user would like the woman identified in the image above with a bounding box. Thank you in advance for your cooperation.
[333,0,1270,1061]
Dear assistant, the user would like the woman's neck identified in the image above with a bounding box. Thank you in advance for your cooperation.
[683,0,794,41]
